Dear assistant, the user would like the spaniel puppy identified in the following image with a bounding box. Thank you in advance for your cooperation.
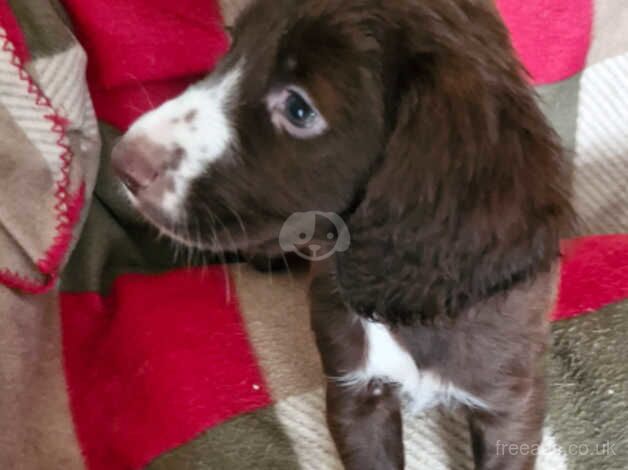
[112,1,573,468]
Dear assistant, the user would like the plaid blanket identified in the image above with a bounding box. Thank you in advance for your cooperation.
[1,0,627,469]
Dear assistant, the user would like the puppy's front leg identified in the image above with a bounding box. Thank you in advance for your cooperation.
[309,270,404,470]
[467,375,545,470]
[327,379,404,470]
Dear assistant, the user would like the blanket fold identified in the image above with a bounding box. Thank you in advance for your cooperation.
[0,0,100,293]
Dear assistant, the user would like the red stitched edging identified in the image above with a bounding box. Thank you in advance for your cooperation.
[36,123,86,276]
[0,187,85,294]
[0,270,55,294]
[0,26,86,294]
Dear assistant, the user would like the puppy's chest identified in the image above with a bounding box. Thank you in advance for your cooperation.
[349,321,487,413]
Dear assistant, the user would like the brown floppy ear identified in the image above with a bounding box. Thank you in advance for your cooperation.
[335,3,573,325]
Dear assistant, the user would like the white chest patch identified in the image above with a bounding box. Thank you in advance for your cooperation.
[340,320,488,414]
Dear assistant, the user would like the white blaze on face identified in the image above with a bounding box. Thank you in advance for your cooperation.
[124,65,243,215]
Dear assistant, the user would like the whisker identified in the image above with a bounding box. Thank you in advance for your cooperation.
[126,72,156,109]
[278,249,296,284]
[226,204,250,249]
[198,203,232,301]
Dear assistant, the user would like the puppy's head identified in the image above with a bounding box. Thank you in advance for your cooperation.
[113,0,572,322]
[113,0,392,250]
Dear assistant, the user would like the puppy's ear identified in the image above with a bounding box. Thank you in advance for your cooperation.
[335,4,572,325]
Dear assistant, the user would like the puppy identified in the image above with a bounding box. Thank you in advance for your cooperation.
[112,1,573,468]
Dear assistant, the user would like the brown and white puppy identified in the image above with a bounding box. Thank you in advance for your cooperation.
[112,1,573,468]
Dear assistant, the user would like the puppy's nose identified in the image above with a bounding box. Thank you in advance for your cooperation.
[309,243,321,253]
[111,136,176,195]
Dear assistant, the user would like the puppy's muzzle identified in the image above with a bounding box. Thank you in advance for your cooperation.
[112,136,181,199]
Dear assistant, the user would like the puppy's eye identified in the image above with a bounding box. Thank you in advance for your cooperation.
[285,91,316,128]
[267,86,328,139]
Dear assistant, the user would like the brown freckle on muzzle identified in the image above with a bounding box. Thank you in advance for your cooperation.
[172,147,186,170]
[184,109,198,123]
